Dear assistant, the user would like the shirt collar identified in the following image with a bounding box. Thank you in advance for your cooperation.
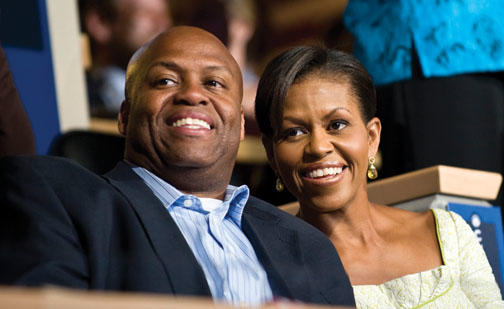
[129,164,250,226]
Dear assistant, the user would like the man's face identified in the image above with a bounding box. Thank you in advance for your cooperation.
[120,27,244,178]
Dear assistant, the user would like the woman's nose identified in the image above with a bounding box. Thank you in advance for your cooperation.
[305,129,333,158]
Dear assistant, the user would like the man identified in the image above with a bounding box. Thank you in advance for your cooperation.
[0,27,354,306]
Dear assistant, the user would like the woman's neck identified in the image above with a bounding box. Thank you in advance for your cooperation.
[299,191,386,250]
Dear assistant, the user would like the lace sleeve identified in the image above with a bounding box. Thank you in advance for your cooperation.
[450,211,504,307]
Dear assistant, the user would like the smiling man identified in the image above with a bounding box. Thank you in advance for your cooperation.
[119,27,245,199]
[0,27,354,306]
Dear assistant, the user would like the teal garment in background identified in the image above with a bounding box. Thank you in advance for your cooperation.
[344,0,504,85]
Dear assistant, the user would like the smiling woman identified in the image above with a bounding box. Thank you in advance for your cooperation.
[255,46,504,307]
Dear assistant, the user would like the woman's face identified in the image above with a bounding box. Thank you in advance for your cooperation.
[265,74,380,213]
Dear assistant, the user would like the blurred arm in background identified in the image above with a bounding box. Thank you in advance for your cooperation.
[0,44,36,156]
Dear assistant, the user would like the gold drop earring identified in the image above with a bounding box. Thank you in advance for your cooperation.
[367,156,378,180]
[275,177,284,192]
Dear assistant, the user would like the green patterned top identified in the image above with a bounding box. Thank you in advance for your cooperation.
[353,208,503,308]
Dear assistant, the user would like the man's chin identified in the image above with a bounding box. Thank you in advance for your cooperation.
[161,153,218,169]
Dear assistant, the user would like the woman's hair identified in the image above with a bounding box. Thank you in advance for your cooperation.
[255,46,376,138]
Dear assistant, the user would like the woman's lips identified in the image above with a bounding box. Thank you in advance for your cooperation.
[301,164,347,186]
[305,166,343,179]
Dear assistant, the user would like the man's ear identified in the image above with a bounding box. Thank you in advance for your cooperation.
[261,135,277,172]
[240,108,245,141]
[118,100,130,136]
[84,10,112,45]
[367,117,382,157]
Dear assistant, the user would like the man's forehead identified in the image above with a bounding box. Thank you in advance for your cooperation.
[126,27,243,94]
[147,32,237,68]
[147,58,234,76]
[154,36,231,61]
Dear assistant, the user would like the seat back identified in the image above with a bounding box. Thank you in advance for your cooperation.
[49,130,125,174]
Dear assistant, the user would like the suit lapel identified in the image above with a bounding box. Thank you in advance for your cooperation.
[243,199,355,306]
[242,200,313,301]
[103,162,211,296]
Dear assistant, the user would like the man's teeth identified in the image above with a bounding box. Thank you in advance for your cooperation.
[172,118,211,130]
[307,167,343,178]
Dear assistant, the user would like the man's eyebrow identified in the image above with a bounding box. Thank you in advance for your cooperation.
[147,62,233,75]
[203,65,233,76]
[148,61,181,71]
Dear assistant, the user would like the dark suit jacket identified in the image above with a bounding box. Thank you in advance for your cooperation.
[0,156,354,305]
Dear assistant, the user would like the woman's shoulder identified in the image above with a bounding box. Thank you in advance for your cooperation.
[430,208,475,243]
[374,204,435,233]
[378,206,468,235]
[377,206,469,249]
[431,208,482,253]
[377,204,442,259]
[431,207,467,227]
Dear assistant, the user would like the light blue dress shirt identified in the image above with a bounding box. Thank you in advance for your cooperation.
[131,166,273,306]
[344,0,504,85]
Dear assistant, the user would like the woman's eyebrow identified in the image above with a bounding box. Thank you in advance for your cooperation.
[281,116,306,125]
[323,107,351,121]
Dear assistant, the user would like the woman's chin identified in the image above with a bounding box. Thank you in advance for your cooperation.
[299,194,350,214]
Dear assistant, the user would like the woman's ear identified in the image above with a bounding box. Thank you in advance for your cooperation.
[366,117,382,157]
[261,135,277,172]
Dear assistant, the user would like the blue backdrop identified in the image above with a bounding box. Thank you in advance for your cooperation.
[1,0,60,154]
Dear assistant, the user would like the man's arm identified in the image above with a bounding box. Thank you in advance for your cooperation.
[0,44,36,156]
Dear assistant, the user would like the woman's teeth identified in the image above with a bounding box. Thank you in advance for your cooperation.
[307,167,343,178]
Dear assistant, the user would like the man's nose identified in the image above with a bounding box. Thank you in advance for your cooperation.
[174,81,208,106]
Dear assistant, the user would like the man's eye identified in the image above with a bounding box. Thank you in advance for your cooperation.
[154,78,176,86]
[206,80,223,88]
[328,120,347,131]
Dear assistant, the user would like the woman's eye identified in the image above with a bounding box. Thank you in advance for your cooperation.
[281,127,306,139]
[328,120,347,131]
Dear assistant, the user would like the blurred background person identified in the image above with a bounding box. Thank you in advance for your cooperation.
[343,0,504,203]
[79,0,172,117]
[0,43,36,156]
[226,0,260,134]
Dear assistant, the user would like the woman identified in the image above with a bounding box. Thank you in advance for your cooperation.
[255,46,503,307]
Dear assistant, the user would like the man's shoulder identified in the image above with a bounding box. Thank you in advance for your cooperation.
[244,196,325,237]
[244,196,294,219]
[244,196,355,304]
